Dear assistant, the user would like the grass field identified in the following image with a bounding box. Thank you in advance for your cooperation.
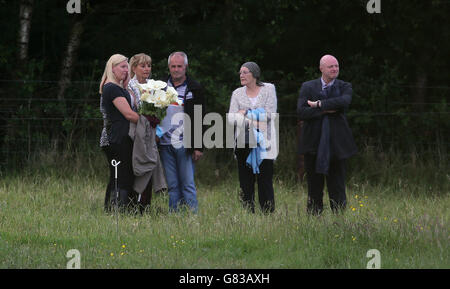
[0,146,448,269]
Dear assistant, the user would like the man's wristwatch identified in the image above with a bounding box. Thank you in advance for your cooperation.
[317,100,321,108]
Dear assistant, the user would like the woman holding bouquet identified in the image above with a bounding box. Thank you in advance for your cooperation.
[126,53,154,209]
[100,54,139,211]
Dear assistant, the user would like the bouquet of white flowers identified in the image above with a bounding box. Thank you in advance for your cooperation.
[137,79,182,121]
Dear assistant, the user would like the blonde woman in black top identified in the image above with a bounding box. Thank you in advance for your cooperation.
[99,54,139,210]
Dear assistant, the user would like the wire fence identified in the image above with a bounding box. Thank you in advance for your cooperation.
[1,79,449,168]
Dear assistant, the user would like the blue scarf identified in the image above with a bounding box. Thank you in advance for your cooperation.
[156,124,164,138]
[245,108,267,174]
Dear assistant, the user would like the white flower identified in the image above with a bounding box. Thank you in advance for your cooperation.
[140,92,150,102]
[166,86,178,99]
[137,82,151,92]
[148,79,167,90]
[147,92,157,103]
[154,89,167,104]
[137,79,176,118]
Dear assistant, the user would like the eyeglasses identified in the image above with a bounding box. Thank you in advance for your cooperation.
[239,71,251,75]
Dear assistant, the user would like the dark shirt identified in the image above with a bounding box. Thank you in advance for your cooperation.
[101,82,132,144]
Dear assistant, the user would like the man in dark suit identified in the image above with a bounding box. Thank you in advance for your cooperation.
[297,55,357,215]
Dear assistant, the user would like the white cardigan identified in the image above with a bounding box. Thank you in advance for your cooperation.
[227,83,278,159]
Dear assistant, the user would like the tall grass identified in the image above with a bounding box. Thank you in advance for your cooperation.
[0,137,448,268]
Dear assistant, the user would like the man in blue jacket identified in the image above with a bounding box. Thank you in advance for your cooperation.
[297,55,357,215]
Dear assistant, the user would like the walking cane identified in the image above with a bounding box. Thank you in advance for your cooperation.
[111,159,121,237]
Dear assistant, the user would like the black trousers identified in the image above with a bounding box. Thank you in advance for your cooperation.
[304,153,347,215]
[102,145,113,211]
[103,137,135,210]
[235,148,275,214]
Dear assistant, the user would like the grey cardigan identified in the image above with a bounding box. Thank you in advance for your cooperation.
[129,115,167,194]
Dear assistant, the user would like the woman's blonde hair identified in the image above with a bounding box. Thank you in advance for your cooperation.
[99,54,128,94]
[129,53,152,79]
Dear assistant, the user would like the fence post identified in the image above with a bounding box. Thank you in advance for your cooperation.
[297,119,305,181]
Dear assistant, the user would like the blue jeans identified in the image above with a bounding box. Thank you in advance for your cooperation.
[159,145,198,213]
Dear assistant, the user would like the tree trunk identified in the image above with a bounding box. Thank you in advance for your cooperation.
[57,19,85,100]
[17,0,33,64]
[223,0,234,51]
[54,18,85,151]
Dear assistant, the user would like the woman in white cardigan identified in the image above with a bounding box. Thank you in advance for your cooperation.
[227,62,277,214]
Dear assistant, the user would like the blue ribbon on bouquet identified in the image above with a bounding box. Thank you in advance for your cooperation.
[156,124,164,139]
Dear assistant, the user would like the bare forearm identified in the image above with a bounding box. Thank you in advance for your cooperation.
[113,97,139,124]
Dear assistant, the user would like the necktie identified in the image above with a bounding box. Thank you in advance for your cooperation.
[323,85,329,97]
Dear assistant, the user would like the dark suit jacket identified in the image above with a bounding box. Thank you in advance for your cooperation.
[161,74,206,154]
[297,78,357,160]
